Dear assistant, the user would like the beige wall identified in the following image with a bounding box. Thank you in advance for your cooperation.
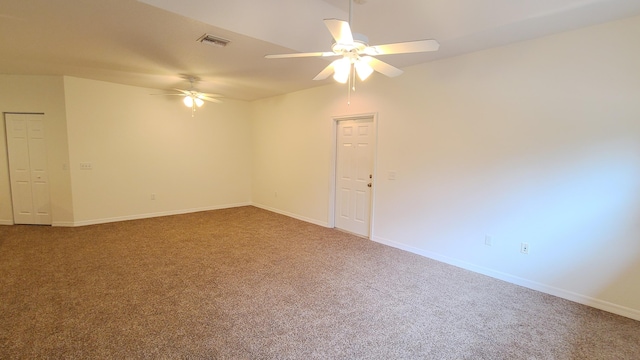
[250,16,640,319]
[63,77,252,225]
[251,90,348,225]
[0,75,74,225]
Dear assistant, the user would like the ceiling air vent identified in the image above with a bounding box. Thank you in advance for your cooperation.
[197,34,230,47]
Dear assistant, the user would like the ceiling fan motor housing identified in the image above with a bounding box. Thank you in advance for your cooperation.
[332,33,369,56]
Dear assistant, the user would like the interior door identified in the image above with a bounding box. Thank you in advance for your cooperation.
[5,113,52,225]
[335,117,374,237]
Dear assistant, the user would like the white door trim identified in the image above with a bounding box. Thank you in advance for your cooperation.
[328,112,378,238]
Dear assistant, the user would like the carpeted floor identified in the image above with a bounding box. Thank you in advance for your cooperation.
[1,206,639,359]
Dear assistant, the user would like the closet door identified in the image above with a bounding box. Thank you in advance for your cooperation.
[5,113,52,225]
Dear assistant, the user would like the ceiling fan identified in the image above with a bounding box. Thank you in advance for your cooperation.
[265,0,439,86]
[153,77,222,116]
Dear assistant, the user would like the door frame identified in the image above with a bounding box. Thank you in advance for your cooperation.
[328,112,378,238]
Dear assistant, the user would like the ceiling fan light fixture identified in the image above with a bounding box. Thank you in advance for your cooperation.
[333,58,351,84]
[183,96,194,107]
[194,97,204,107]
[355,57,374,81]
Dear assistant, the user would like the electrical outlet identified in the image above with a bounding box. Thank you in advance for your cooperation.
[484,235,492,246]
[521,242,529,254]
[151,193,156,200]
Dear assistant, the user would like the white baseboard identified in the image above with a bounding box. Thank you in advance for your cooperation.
[251,203,329,228]
[51,221,75,227]
[372,235,640,322]
[0,219,14,225]
[69,202,252,227]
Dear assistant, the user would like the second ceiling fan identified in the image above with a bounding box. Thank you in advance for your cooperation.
[153,77,222,116]
[265,0,439,84]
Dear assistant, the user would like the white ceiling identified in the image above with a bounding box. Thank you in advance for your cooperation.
[1,0,639,101]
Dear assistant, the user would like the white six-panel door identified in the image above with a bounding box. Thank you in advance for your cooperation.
[335,117,374,237]
[5,114,52,225]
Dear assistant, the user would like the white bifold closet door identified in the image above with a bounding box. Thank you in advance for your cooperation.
[5,113,52,225]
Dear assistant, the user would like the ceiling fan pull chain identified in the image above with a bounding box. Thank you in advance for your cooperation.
[352,63,357,92]
[347,68,351,105]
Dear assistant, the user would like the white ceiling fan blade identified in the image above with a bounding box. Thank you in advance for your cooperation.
[368,57,404,77]
[265,51,337,59]
[197,92,222,98]
[173,88,192,95]
[198,95,222,103]
[313,60,339,80]
[324,19,353,44]
[364,39,440,56]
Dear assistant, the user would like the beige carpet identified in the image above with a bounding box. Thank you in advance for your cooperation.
[1,206,638,359]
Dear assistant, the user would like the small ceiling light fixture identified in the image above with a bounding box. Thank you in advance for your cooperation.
[151,76,223,117]
[197,34,230,47]
[179,79,217,116]
[183,95,193,108]
[183,95,204,108]
[354,56,374,81]
[333,57,351,84]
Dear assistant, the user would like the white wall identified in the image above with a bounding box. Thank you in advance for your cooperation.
[63,77,252,225]
[251,90,348,225]
[251,15,640,319]
[0,75,74,225]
